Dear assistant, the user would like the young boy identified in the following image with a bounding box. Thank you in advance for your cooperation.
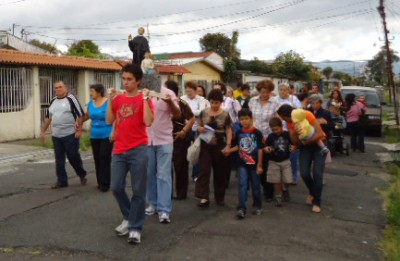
[264,117,295,207]
[226,109,264,219]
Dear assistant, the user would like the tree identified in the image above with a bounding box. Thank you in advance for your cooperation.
[332,71,353,85]
[199,32,240,60]
[366,46,399,85]
[29,39,59,54]
[271,50,311,80]
[229,31,240,64]
[322,66,333,79]
[67,40,104,59]
[238,57,273,74]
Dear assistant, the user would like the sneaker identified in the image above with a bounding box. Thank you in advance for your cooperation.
[115,219,129,236]
[80,176,87,185]
[252,208,262,215]
[321,146,330,155]
[159,212,170,224]
[312,205,321,213]
[283,190,291,202]
[236,209,246,219]
[275,195,283,207]
[127,230,141,244]
[145,205,156,216]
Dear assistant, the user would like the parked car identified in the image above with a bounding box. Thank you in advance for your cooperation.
[341,86,382,137]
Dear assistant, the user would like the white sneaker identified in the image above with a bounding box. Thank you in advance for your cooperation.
[145,205,156,216]
[159,212,170,224]
[127,230,141,244]
[115,219,129,236]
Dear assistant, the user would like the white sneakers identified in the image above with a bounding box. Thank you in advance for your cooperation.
[115,219,129,236]
[145,205,156,216]
[127,230,141,244]
[159,212,171,224]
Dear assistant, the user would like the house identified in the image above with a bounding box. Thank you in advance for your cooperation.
[0,49,122,142]
[154,51,224,92]
[235,70,290,94]
[0,49,192,142]
[0,31,50,54]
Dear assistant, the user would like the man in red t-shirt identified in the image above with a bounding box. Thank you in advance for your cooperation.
[106,64,154,244]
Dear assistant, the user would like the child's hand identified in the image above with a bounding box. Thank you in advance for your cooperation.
[257,165,263,175]
[264,146,273,153]
[290,145,297,152]
[221,146,231,156]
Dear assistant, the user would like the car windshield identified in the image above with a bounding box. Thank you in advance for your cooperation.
[341,90,381,108]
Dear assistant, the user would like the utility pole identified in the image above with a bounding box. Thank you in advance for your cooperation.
[378,0,399,125]
[12,23,18,36]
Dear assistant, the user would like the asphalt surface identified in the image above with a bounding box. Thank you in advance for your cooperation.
[0,135,389,261]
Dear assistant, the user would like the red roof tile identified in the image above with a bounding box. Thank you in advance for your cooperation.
[0,49,122,71]
[156,64,191,74]
[169,52,213,59]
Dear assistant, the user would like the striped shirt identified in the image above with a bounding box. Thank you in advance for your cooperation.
[248,96,280,139]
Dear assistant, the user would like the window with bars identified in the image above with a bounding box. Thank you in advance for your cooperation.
[94,72,115,91]
[0,67,33,113]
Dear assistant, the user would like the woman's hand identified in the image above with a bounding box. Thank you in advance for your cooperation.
[197,126,206,133]
[221,145,231,156]
[174,130,186,140]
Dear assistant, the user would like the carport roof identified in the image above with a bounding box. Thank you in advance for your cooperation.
[0,49,122,71]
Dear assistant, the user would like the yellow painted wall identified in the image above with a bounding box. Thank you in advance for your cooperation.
[183,62,222,83]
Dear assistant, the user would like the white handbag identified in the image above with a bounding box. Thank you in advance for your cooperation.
[187,137,201,165]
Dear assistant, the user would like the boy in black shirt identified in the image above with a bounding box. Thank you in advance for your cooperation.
[225,109,264,219]
[264,117,295,207]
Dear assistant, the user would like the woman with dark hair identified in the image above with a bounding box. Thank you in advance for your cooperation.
[277,104,326,213]
[248,80,280,201]
[85,83,113,192]
[165,80,195,200]
[327,90,345,116]
[195,89,232,207]
[345,93,366,152]
[196,85,207,99]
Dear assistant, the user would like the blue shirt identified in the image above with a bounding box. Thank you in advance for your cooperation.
[88,100,112,139]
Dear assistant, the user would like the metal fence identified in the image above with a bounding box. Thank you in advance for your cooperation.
[0,67,33,113]
[94,72,115,91]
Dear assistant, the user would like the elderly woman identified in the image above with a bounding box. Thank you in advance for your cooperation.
[308,94,334,140]
[195,89,232,207]
[275,82,302,185]
[248,80,280,201]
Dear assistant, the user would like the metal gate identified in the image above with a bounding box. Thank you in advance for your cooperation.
[39,69,78,129]
[95,72,115,91]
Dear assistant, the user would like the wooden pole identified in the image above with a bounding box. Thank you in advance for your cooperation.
[378,0,399,125]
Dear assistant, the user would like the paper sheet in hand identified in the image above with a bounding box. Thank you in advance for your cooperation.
[199,125,215,144]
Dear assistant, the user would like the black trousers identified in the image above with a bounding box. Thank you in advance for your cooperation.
[173,138,191,198]
[90,138,113,190]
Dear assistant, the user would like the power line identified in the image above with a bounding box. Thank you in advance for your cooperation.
[0,0,27,6]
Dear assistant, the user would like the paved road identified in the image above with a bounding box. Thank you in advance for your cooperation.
[0,136,389,261]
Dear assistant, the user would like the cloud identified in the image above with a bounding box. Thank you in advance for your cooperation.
[1,0,399,62]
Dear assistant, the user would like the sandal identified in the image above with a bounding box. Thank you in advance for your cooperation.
[197,199,209,207]
[312,205,321,213]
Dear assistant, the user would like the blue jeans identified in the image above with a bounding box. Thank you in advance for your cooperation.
[147,144,173,213]
[110,146,148,232]
[52,133,86,186]
[290,149,300,183]
[299,144,326,206]
[237,165,262,211]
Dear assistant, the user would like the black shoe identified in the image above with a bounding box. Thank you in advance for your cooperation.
[283,190,291,202]
[173,196,187,200]
[51,183,68,189]
[80,177,87,185]
[98,186,109,192]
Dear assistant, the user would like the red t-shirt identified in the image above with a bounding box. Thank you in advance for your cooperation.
[112,93,154,154]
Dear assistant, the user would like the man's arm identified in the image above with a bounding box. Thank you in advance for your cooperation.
[303,121,324,145]
[143,98,154,127]
[163,94,181,119]
[40,118,52,144]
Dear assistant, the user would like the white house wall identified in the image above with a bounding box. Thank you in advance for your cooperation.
[0,98,36,142]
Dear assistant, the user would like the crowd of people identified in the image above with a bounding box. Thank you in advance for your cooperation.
[41,63,368,245]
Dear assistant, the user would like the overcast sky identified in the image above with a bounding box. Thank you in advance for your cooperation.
[1,0,399,62]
